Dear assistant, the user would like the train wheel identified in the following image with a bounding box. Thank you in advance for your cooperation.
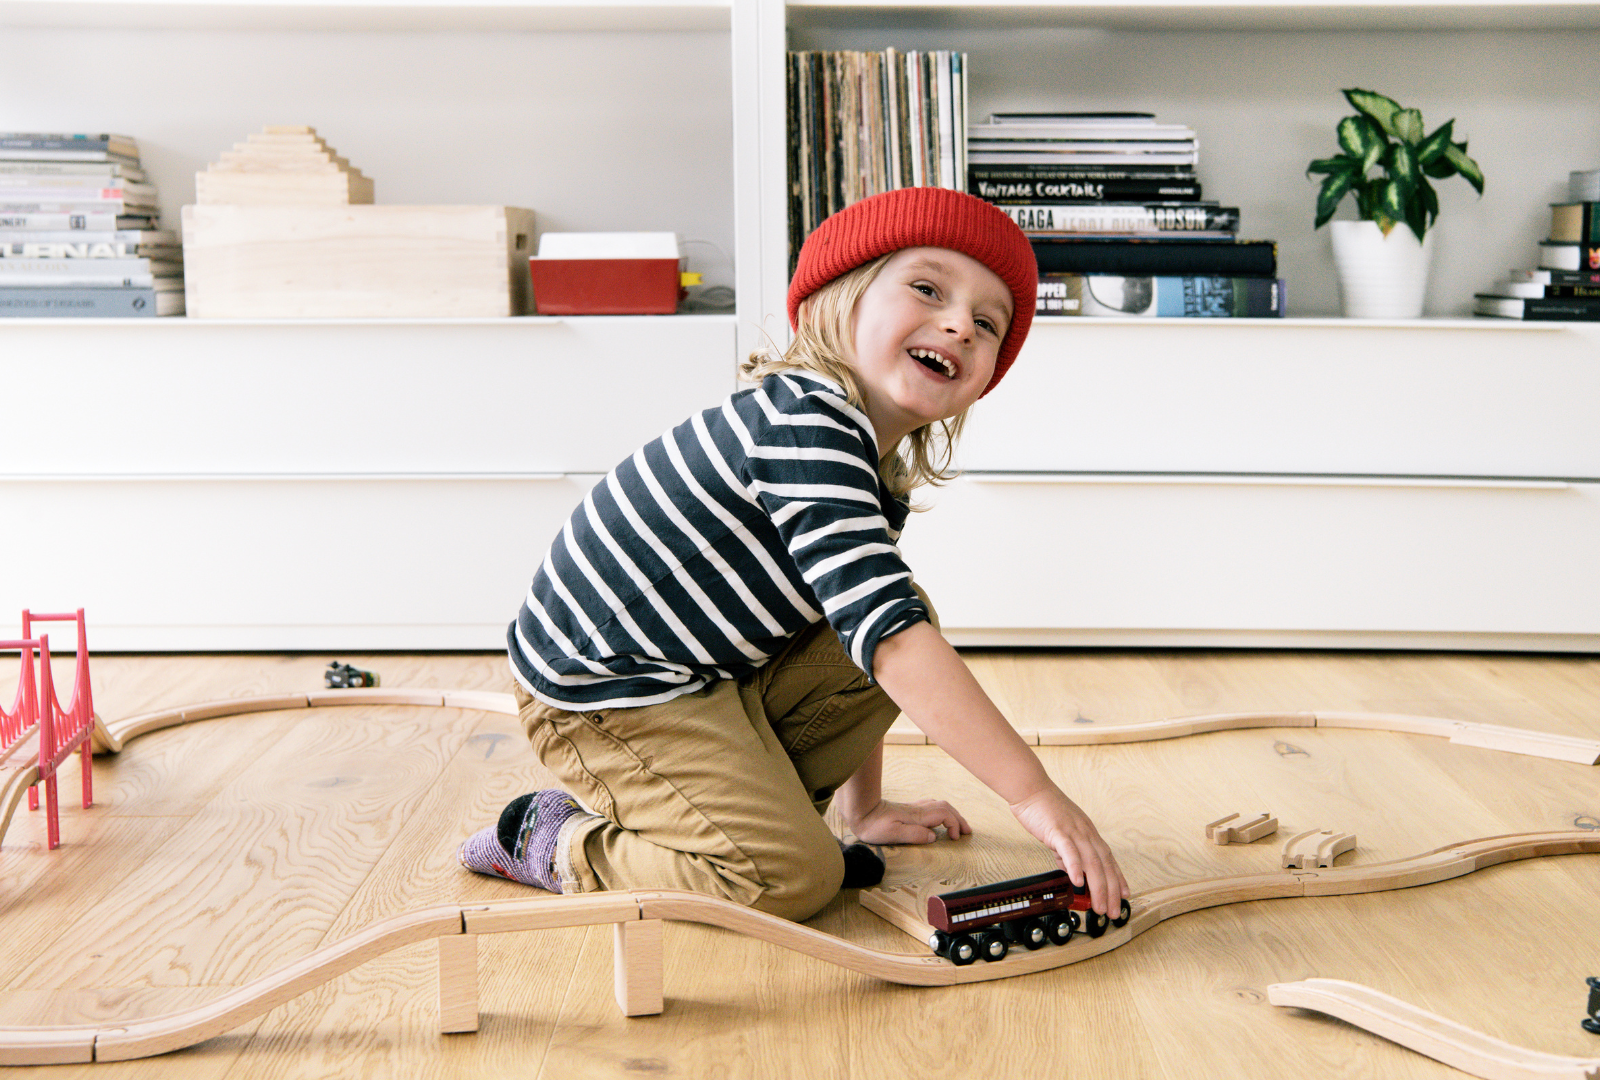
[928,930,951,957]
[947,933,978,966]
[1044,913,1075,946]
[973,931,1009,962]
[1111,899,1131,928]
[1008,917,1048,950]
[1085,910,1109,938]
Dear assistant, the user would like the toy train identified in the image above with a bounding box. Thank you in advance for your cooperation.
[926,869,1132,965]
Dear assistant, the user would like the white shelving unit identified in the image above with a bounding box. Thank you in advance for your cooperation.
[0,3,741,648]
[3,0,1598,650]
[745,0,1600,650]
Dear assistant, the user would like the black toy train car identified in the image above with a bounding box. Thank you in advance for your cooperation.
[926,869,1132,965]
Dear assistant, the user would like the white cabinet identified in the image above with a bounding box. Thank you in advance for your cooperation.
[901,474,1600,650]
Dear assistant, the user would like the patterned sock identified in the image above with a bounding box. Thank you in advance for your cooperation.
[458,789,588,891]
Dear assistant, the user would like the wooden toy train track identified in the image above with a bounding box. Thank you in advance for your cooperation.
[0,688,1596,1066]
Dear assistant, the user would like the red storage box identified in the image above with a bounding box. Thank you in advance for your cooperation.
[528,257,685,315]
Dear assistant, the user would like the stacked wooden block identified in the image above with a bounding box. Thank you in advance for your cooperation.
[183,126,534,317]
[195,126,376,206]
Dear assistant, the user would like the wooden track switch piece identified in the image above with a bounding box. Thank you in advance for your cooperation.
[614,918,664,1017]
[1282,829,1357,869]
[1205,812,1279,845]
[437,934,478,1034]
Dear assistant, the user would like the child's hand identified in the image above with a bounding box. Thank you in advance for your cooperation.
[847,798,970,846]
[1008,787,1129,917]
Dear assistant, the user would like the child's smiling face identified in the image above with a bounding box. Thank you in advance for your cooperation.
[847,246,1013,455]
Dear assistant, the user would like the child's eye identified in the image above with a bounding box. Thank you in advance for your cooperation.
[912,282,938,297]
[976,317,998,335]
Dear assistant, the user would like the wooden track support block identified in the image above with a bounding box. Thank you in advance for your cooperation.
[1205,812,1279,845]
[1282,829,1357,869]
[437,934,479,1034]
[613,919,664,1017]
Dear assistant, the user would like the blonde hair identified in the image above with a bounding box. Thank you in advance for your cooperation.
[739,253,970,505]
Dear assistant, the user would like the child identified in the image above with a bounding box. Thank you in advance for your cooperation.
[462,187,1129,923]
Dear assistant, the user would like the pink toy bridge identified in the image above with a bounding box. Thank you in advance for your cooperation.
[0,609,95,849]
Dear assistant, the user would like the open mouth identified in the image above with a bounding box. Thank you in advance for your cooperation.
[909,348,957,380]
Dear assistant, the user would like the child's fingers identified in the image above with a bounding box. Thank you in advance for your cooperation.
[911,799,967,839]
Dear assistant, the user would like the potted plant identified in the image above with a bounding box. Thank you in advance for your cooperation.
[1308,88,1484,318]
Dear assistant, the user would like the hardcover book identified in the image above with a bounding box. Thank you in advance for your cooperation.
[1037,273,1283,317]
[1000,203,1238,235]
[1032,237,1278,277]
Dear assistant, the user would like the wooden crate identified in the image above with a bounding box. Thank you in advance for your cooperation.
[181,205,535,317]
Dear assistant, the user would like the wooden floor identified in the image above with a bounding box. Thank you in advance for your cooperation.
[2,649,1598,1078]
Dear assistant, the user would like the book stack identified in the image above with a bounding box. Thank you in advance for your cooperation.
[1474,169,1600,321]
[968,112,1282,318]
[0,133,183,316]
[786,49,967,272]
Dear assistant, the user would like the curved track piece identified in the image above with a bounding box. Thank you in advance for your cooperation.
[0,761,41,857]
[1,832,1596,1064]
[863,830,1600,970]
[1268,978,1600,1080]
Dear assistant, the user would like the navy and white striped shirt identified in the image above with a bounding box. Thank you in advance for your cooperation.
[508,372,930,710]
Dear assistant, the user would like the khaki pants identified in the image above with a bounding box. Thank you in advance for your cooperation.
[516,592,933,922]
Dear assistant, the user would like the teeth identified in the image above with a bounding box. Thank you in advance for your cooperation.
[909,348,956,378]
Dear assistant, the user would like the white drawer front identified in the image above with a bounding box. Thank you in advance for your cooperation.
[0,474,604,651]
[900,474,1600,649]
[0,316,734,477]
[960,321,1600,479]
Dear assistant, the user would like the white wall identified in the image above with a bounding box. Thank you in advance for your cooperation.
[789,23,1600,317]
[0,25,738,295]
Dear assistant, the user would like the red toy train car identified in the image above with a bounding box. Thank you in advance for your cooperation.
[926,869,1132,965]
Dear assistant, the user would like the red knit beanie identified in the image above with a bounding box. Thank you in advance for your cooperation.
[788,187,1037,397]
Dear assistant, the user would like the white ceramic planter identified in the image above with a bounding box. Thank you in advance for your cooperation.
[1330,219,1435,318]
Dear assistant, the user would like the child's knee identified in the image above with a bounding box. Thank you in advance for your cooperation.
[747,827,847,922]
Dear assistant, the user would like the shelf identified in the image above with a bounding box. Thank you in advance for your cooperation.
[0,313,737,328]
[1027,316,1600,333]
[787,0,1600,32]
[0,0,729,31]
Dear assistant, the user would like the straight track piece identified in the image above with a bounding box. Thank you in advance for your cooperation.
[1205,812,1279,845]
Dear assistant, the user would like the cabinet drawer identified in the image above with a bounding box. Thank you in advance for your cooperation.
[960,320,1600,479]
[0,474,604,650]
[0,316,734,477]
[899,474,1600,650]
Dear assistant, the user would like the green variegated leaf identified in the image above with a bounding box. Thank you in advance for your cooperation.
[1405,198,1428,241]
[1307,155,1357,178]
[1387,142,1421,192]
[1344,88,1402,137]
[1420,178,1439,222]
[1315,169,1355,228]
[1377,179,1409,230]
[1444,142,1486,193]
[1417,120,1454,165]
[1336,115,1385,172]
[1393,108,1425,145]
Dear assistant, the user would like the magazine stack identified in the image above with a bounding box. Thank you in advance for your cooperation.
[0,133,183,317]
[969,112,1283,318]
